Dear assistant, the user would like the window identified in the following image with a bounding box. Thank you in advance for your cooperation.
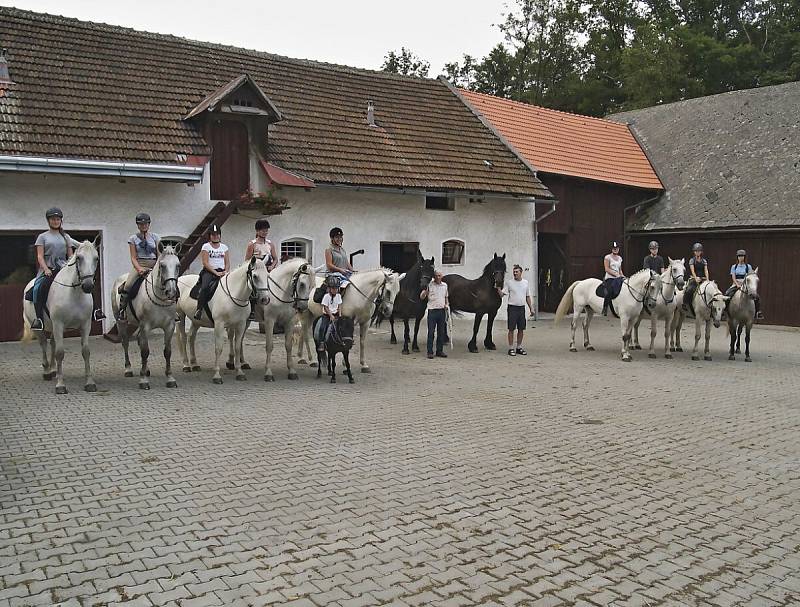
[442,239,465,265]
[425,194,454,211]
[281,238,311,262]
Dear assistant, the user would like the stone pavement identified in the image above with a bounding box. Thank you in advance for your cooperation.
[2,317,799,607]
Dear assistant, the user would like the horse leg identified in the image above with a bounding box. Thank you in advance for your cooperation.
[263,318,276,382]
[702,319,712,360]
[188,323,201,371]
[632,316,640,349]
[402,318,410,355]
[663,316,672,359]
[176,313,192,372]
[484,309,497,350]
[120,323,135,377]
[53,322,68,394]
[389,315,397,345]
[226,326,236,370]
[584,307,595,351]
[137,323,151,390]
[164,323,177,388]
[468,314,481,353]
[80,320,96,393]
[569,306,579,352]
[621,316,633,362]
[234,324,247,381]
[744,321,752,362]
[47,335,56,379]
[411,316,422,352]
[359,320,371,373]
[344,349,354,383]
[211,323,225,384]
[648,315,657,359]
[691,318,702,360]
[736,324,743,354]
[284,319,299,380]
[330,350,337,383]
[39,331,53,380]
[728,321,737,360]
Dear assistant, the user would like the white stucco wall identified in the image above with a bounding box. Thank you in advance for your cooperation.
[1,169,537,330]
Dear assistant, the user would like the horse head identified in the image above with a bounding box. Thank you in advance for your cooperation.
[642,270,661,311]
[742,268,759,300]
[378,272,403,318]
[704,281,727,327]
[248,257,270,307]
[74,240,100,293]
[487,253,507,289]
[419,256,435,291]
[667,257,686,290]
[292,261,315,311]
[157,245,181,301]
[334,316,356,350]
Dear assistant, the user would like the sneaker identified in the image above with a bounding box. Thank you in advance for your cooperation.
[508,348,516,356]
[31,318,44,331]
[516,348,527,355]
[435,352,447,358]
[427,353,434,359]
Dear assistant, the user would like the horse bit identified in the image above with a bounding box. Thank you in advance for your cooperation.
[221,267,269,307]
[267,265,310,308]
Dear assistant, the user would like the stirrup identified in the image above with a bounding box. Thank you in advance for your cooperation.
[31,318,44,331]
[93,310,106,321]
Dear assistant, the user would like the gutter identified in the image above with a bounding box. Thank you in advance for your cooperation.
[0,155,205,183]
[317,182,551,203]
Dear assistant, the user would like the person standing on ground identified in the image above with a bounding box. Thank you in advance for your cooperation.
[421,271,449,359]
[502,264,534,356]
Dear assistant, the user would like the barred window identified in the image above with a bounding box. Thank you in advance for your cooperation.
[442,239,465,265]
[281,238,311,261]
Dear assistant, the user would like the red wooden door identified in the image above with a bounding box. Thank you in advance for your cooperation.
[210,120,250,200]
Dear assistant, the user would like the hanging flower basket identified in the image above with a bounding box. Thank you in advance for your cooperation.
[238,188,291,216]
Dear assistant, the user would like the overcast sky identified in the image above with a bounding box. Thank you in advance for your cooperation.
[1,0,509,75]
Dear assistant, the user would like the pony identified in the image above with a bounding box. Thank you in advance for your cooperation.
[674,280,729,361]
[21,238,101,394]
[299,268,402,373]
[388,251,435,354]
[110,244,181,389]
[444,253,506,353]
[727,269,759,362]
[175,257,270,383]
[315,316,356,383]
[554,269,661,362]
[632,258,686,359]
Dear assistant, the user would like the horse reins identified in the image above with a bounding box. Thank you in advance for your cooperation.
[658,266,683,304]
[221,267,268,307]
[51,254,97,288]
[625,271,658,306]
[267,266,310,307]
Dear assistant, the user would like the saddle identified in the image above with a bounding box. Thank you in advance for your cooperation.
[595,277,624,300]
[189,276,220,301]
[312,286,326,304]
[25,272,57,318]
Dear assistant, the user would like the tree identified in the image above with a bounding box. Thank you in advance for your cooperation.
[381,48,430,77]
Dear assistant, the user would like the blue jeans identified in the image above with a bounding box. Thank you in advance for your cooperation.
[427,308,446,354]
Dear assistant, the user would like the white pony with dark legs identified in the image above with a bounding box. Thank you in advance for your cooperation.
[727,269,759,362]
[110,244,181,389]
[21,239,101,394]
[678,280,728,361]
[175,257,270,383]
[554,269,661,362]
[632,258,686,359]
[298,269,402,373]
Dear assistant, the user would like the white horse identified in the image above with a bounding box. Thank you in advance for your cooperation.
[298,269,402,373]
[175,257,270,383]
[22,238,101,394]
[110,244,181,389]
[632,258,686,359]
[727,269,759,362]
[674,280,729,361]
[554,269,661,362]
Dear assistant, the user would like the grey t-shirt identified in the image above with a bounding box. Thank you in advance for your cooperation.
[128,232,160,260]
[327,245,348,270]
[35,230,77,276]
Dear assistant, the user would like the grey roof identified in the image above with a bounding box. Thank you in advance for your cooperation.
[611,81,800,231]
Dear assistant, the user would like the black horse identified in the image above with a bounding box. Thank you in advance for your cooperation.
[389,251,436,354]
[315,316,355,383]
[444,253,506,353]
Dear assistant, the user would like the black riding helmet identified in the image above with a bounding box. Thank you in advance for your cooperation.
[330,227,343,238]
[255,218,271,231]
[45,207,63,219]
[692,242,703,252]
[610,241,620,249]
[209,224,222,235]
[135,212,151,224]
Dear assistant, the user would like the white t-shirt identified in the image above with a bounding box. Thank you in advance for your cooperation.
[322,292,342,314]
[504,278,531,307]
[604,254,623,280]
[202,242,228,270]
[426,281,448,310]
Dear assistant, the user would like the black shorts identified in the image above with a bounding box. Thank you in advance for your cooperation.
[507,305,526,331]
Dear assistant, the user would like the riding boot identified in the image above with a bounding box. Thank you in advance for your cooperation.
[32,291,46,330]
[755,297,764,320]
[602,297,609,316]
[116,291,129,321]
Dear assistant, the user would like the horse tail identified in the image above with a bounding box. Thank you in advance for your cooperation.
[554,281,579,326]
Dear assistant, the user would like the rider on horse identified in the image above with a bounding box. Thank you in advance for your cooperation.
[316,274,343,351]
[682,242,709,315]
[245,217,278,271]
[602,241,625,316]
[30,208,77,331]
[325,227,354,288]
[727,249,763,319]
[194,225,230,320]
[116,212,160,322]
[643,240,665,273]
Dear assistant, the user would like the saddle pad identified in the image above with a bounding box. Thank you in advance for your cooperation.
[596,277,625,299]
[189,276,220,301]
[312,286,326,304]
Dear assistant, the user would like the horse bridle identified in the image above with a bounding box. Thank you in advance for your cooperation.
[659,265,684,304]
[348,272,391,307]
[221,266,269,308]
[51,254,97,288]
[739,272,757,298]
[143,264,180,307]
[699,283,725,313]
[267,265,311,308]
[625,271,658,306]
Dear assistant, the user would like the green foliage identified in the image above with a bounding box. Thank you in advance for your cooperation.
[381,48,430,77]
[238,188,291,216]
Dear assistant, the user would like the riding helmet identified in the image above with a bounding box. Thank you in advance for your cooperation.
[135,212,151,224]
[648,240,659,249]
[736,249,746,257]
[209,224,222,235]
[330,227,344,238]
[692,242,703,252]
[325,275,341,288]
[45,207,63,219]
[255,217,271,231]
[610,241,620,249]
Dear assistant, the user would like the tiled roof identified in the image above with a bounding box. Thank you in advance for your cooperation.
[611,81,800,231]
[458,89,663,190]
[0,7,552,198]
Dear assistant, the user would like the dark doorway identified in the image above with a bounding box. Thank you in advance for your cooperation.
[380,242,420,273]
[0,230,103,341]
[538,233,569,313]
[210,120,250,200]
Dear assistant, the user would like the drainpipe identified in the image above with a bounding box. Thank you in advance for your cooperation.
[532,200,558,320]
[623,192,662,273]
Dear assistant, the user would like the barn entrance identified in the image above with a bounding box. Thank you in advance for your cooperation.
[380,242,419,273]
[0,230,103,341]
[538,233,568,313]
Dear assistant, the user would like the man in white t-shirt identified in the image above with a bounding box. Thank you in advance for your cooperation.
[421,271,449,359]
[502,264,534,356]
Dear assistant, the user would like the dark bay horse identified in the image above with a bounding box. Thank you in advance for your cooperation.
[315,316,356,383]
[444,253,506,353]
[389,251,435,354]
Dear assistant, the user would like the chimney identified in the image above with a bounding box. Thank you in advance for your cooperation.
[366,100,376,127]
[0,49,11,84]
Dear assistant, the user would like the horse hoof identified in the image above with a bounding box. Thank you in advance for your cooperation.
[676,347,684,352]
[468,345,479,353]
[729,355,735,360]
[390,337,397,345]
[235,374,247,381]
[288,373,299,380]
[634,345,642,350]
[212,377,223,385]
[484,343,497,351]
[401,350,410,355]
[226,362,235,370]
[166,380,178,388]
[182,366,192,373]
[735,348,741,354]
[192,365,201,372]
[349,378,355,384]
[85,383,97,392]
[264,375,275,382]
[139,383,150,390]
[361,367,371,374]
[297,358,307,365]
[648,353,656,359]
[692,355,700,361]
[586,346,595,352]
[569,347,578,353]
[665,354,673,360]
[622,356,632,362]
[412,346,420,353]
[704,356,712,361]
[124,370,134,378]
[241,363,251,370]
[308,362,318,368]
[42,372,54,380]
[55,386,68,395]
[669,347,676,352]
[745,357,752,362]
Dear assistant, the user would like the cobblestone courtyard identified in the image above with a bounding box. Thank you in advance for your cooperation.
[2,317,799,607]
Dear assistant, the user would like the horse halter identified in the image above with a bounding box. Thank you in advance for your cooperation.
[740,272,757,298]
[659,265,683,304]
[268,265,310,307]
[625,271,657,306]
[221,266,269,307]
[143,263,180,307]
[52,253,97,288]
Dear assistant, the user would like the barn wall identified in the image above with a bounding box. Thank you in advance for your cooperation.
[627,231,800,326]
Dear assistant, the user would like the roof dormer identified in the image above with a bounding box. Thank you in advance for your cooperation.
[184,74,282,122]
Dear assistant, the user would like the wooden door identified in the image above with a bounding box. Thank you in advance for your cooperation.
[210,120,250,200]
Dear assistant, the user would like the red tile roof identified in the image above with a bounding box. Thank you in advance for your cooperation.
[459,89,663,191]
[260,160,315,188]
